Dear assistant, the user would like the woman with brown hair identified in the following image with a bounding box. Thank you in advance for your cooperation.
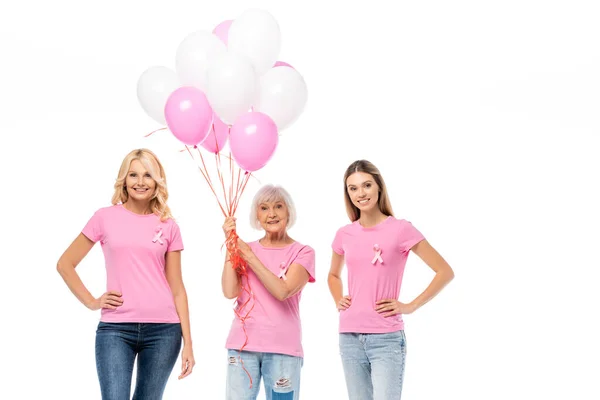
[328,159,454,400]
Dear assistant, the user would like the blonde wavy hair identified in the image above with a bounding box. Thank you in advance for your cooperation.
[343,160,394,222]
[111,149,173,221]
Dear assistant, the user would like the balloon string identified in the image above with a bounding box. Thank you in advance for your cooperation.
[161,132,257,389]
[215,149,230,214]
[184,145,227,217]
[144,127,167,137]
[226,229,255,388]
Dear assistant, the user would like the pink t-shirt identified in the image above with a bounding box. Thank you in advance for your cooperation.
[332,216,424,333]
[82,204,184,323]
[225,241,316,358]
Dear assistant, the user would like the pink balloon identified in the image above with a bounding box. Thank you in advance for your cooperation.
[273,61,294,69]
[201,113,229,154]
[229,112,279,172]
[213,20,233,45]
[164,87,213,146]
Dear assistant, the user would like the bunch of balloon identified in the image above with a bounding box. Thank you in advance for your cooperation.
[135,8,308,387]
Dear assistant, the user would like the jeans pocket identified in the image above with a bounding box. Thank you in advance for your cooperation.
[96,321,114,332]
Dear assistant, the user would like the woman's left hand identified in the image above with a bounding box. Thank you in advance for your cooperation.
[237,239,255,262]
[375,299,416,317]
[178,345,195,380]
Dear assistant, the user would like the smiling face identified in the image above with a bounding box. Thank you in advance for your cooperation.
[124,159,156,203]
[346,171,380,214]
[257,199,289,234]
[342,160,394,222]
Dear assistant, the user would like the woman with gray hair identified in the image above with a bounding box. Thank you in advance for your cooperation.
[221,184,316,400]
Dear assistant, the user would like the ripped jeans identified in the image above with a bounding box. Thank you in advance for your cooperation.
[226,349,303,400]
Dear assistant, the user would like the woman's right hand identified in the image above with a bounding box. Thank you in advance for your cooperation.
[337,295,352,311]
[222,216,237,239]
[88,291,123,311]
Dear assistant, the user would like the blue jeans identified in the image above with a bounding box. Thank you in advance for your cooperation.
[95,322,182,400]
[226,349,303,400]
[339,330,407,400]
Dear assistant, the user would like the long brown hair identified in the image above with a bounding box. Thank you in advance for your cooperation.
[343,160,394,222]
[111,149,173,221]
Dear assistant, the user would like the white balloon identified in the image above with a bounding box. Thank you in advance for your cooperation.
[228,8,281,76]
[137,66,180,125]
[255,66,307,130]
[206,52,257,125]
[175,30,227,91]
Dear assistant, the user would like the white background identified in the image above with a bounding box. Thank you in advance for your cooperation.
[1,0,599,399]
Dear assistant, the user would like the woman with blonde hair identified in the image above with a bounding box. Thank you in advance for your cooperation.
[328,159,454,400]
[57,148,195,399]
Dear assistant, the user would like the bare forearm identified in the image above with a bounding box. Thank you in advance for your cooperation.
[328,274,344,304]
[57,263,95,309]
[409,269,454,311]
[222,256,241,299]
[173,291,192,346]
[246,256,288,300]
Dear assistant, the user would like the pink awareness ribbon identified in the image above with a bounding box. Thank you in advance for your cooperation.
[152,226,164,245]
[278,262,288,280]
[371,244,383,265]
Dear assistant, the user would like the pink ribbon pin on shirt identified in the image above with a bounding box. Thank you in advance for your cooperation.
[371,244,383,265]
[278,262,288,281]
[152,226,164,245]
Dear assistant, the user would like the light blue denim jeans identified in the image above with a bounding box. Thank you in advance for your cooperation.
[339,330,407,400]
[226,349,303,400]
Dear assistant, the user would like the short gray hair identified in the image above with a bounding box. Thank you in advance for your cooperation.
[250,184,297,230]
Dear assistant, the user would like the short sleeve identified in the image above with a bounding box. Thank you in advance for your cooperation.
[82,210,104,243]
[292,245,316,283]
[398,220,425,252]
[167,221,184,252]
[331,227,345,255]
